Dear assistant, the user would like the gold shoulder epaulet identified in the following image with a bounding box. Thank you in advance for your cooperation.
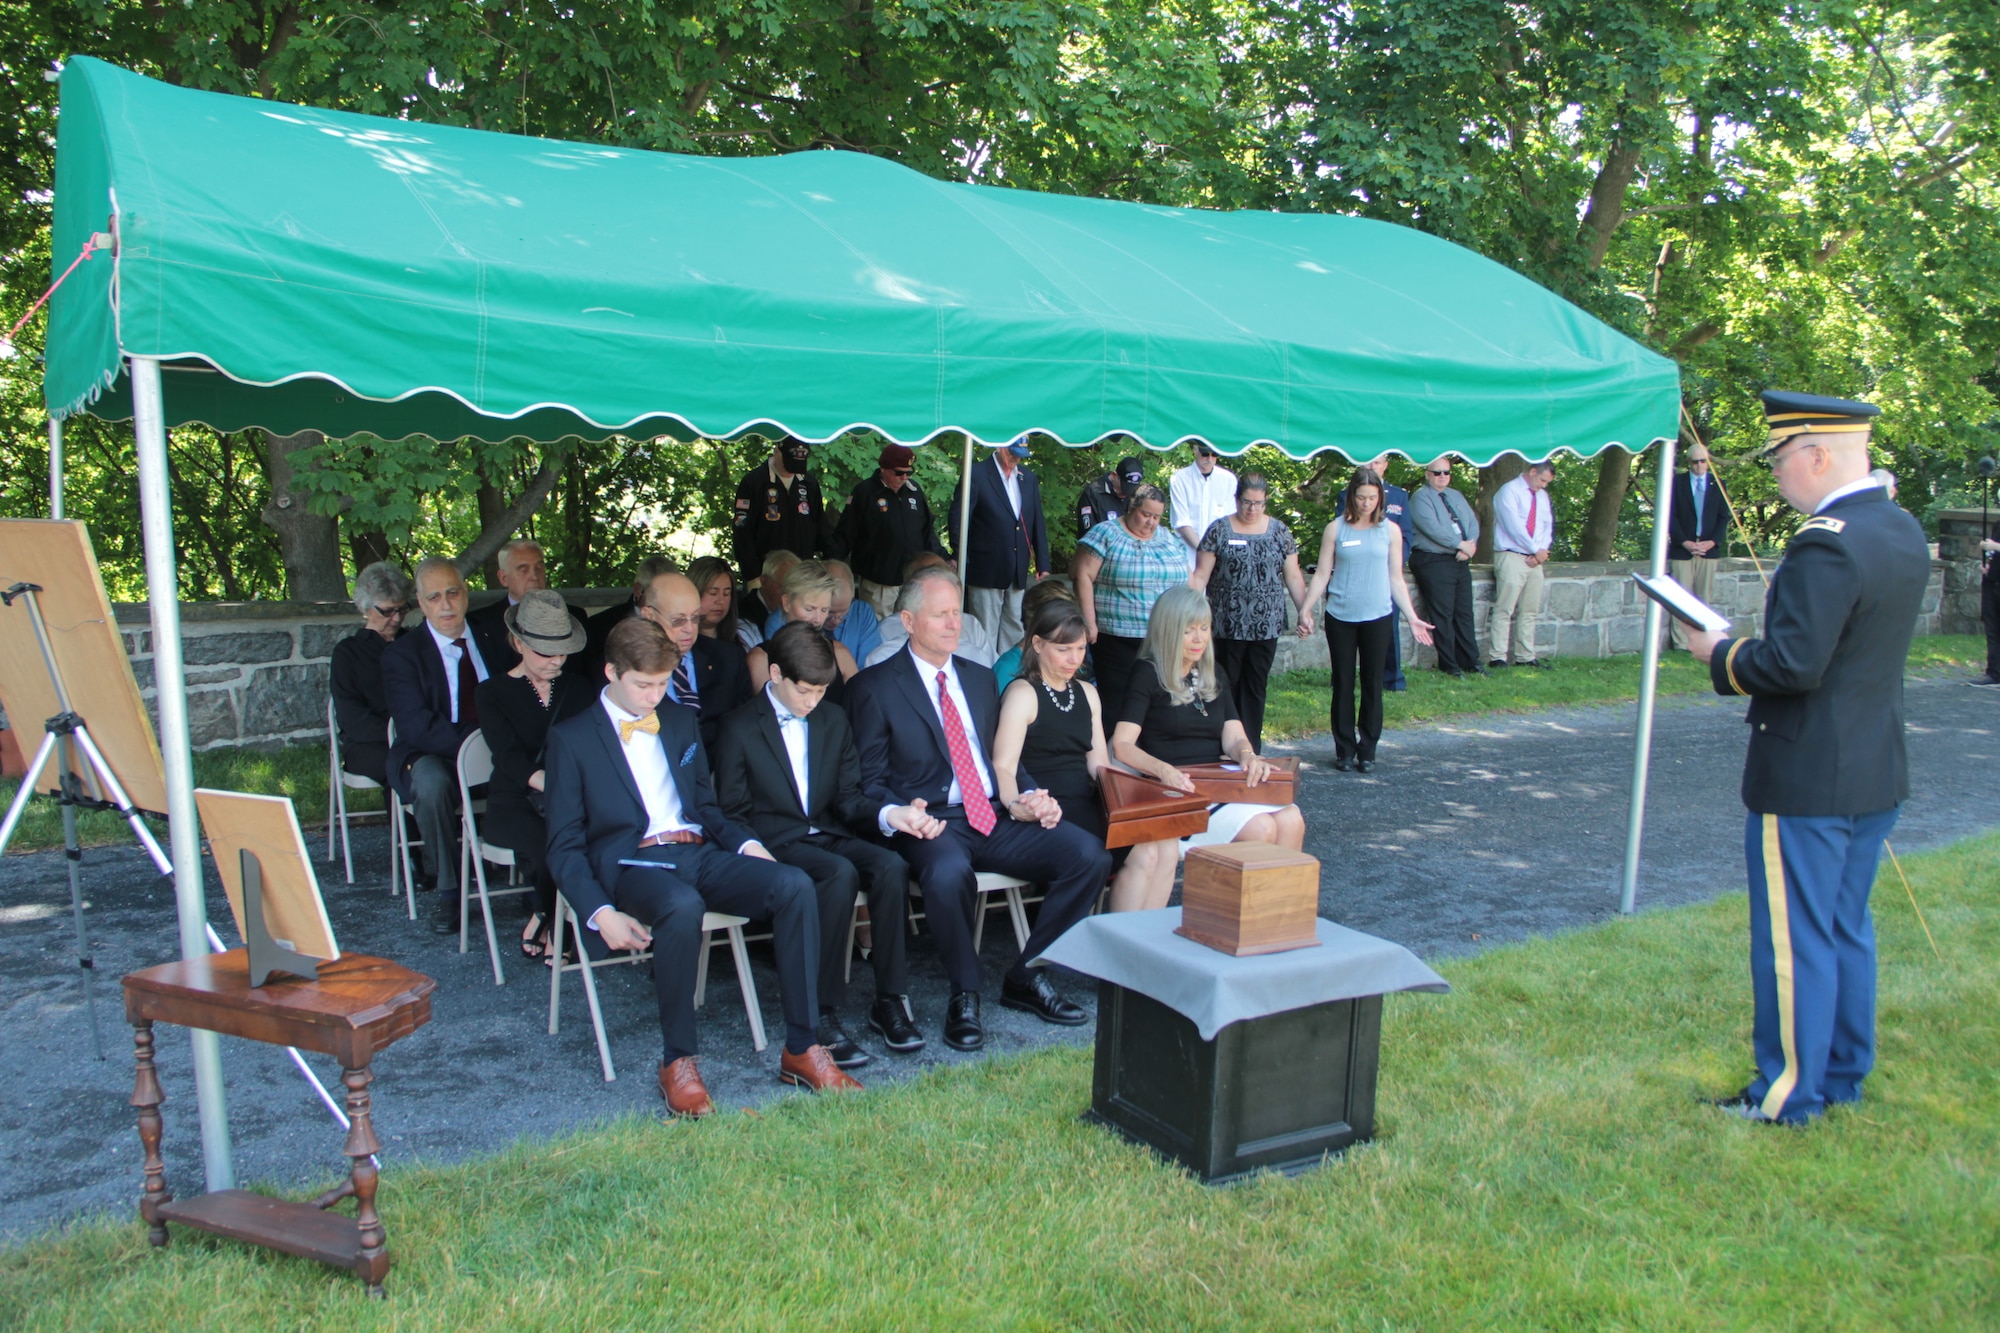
[1797,516,1846,536]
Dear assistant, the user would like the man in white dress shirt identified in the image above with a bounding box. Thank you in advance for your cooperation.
[1489,461,1555,668]
[1170,443,1238,551]
[543,617,858,1116]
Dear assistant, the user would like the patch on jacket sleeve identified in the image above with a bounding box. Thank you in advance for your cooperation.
[1797,516,1846,535]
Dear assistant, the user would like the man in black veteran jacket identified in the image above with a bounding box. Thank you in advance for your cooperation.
[544,617,859,1117]
[1689,390,1929,1126]
[846,567,1112,1052]
[713,623,938,1066]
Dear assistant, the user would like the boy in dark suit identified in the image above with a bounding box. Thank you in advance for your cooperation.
[713,623,940,1066]
[846,567,1112,1052]
[543,617,858,1117]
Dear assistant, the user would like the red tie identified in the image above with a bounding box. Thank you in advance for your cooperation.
[451,638,480,726]
[1526,489,1540,545]
[936,670,995,835]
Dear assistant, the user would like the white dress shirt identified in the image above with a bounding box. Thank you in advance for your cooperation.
[1492,474,1553,555]
[878,646,996,834]
[602,694,701,841]
[428,621,489,723]
[766,686,816,834]
[1817,476,1883,513]
[1170,462,1238,547]
[996,455,1023,517]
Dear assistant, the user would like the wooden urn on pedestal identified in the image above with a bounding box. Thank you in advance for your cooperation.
[1175,841,1320,956]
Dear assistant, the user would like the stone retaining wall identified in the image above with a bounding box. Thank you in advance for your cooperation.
[1932,508,1988,637]
[0,556,1948,751]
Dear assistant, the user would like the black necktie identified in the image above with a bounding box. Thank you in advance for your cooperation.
[451,638,479,726]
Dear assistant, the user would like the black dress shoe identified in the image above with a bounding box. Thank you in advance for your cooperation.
[868,995,926,1053]
[944,991,983,1051]
[430,896,461,935]
[1332,755,1352,772]
[1523,658,1551,669]
[1000,970,1087,1026]
[1440,667,1465,679]
[1487,659,1509,670]
[1355,759,1374,773]
[816,1013,871,1069]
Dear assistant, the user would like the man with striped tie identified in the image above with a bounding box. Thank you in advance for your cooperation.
[637,570,750,752]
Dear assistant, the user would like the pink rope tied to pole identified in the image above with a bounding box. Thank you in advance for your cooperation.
[3,232,111,353]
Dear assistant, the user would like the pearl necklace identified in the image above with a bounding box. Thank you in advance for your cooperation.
[1040,678,1077,713]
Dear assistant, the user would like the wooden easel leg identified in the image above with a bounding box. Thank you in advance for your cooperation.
[129,1019,172,1246]
[342,1065,388,1297]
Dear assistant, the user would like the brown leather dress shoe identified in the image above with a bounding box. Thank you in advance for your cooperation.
[778,1044,863,1093]
[658,1057,717,1118]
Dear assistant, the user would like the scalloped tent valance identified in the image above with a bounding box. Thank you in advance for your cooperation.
[46,57,1678,461]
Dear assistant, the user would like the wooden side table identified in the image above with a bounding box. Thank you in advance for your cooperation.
[123,949,435,1297]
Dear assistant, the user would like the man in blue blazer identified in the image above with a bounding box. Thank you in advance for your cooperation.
[382,556,490,933]
[950,438,1049,655]
[1667,441,1733,649]
[846,567,1111,1052]
[544,617,858,1116]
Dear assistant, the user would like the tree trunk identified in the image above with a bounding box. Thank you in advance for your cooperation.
[1473,456,1526,563]
[257,428,347,601]
[476,474,507,587]
[453,450,566,577]
[349,531,392,572]
[1577,448,1635,560]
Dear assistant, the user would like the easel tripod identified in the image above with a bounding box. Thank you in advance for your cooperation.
[0,580,173,1058]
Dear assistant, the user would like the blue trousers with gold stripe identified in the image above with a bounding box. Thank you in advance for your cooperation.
[1743,808,1898,1123]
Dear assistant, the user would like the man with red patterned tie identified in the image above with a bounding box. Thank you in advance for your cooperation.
[382,556,491,933]
[1489,460,1556,669]
[845,567,1112,1052]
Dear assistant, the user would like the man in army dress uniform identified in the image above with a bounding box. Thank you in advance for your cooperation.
[837,442,946,618]
[1688,390,1930,1126]
[733,435,841,584]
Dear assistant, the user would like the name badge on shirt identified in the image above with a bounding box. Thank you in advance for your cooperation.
[1227,538,1248,546]
[1342,539,1361,548]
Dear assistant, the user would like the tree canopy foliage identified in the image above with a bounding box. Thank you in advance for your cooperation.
[0,0,1993,600]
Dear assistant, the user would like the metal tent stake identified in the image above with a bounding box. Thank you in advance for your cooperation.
[1618,434,1679,915]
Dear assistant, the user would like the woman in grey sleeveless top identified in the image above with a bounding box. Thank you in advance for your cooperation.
[1301,469,1433,771]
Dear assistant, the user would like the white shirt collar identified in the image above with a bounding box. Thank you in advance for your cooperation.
[428,621,466,652]
[908,643,957,683]
[1816,477,1881,513]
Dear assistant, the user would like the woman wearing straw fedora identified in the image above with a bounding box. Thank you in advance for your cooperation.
[477,588,594,960]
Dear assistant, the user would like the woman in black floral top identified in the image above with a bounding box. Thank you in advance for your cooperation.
[1190,473,1310,750]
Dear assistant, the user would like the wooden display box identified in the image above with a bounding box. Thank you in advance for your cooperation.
[1176,841,1320,956]
[1086,981,1382,1184]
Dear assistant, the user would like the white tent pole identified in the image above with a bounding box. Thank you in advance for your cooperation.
[130,354,235,1190]
[1618,435,1679,915]
[49,417,63,518]
[957,434,974,583]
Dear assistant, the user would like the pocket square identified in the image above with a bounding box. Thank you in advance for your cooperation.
[679,743,697,768]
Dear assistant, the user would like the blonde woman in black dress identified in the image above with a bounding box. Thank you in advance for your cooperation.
[991,601,1177,911]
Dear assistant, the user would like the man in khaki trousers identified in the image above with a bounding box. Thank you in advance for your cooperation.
[1489,461,1554,668]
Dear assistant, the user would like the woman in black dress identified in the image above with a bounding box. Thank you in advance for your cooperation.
[990,601,1176,911]
[1110,586,1306,862]
[475,590,594,960]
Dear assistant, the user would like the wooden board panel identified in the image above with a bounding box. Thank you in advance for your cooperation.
[1100,768,1210,848]
[195,788,340,962]
[1180,757,1299,807]
[0,520,165,812]
[158,1190,362,1268]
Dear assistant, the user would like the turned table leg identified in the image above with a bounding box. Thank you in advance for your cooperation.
[129,1019,172,1246]
[343,1065,388,1297]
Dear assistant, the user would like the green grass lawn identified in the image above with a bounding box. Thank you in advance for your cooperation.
[5,831,1993,1328]
[2,635,1984,856]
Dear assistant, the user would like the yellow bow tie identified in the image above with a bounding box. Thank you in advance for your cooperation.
[618,713,660,744]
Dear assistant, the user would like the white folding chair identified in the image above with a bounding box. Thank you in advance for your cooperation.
[972,871,1034,951]
[546,894,767,1082]
[385,719,421,920]
[455,731,536,985]
[325,698,385,885]
[901,872,1033,956]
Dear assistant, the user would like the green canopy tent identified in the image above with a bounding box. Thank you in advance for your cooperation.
[44,57,1682,1187]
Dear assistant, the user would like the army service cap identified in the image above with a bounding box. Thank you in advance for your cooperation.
[1757,390,1880,456]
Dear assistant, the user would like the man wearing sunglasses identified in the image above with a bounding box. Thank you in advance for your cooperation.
[1686,390,1928,1127]
[838,442,946,620]
[1407,458,1485,677]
